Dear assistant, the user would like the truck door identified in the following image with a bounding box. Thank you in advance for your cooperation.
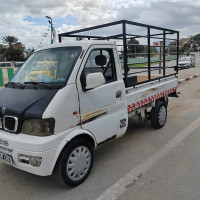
[77,46,127,144]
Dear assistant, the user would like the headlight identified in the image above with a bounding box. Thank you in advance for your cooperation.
[21,118,55,136]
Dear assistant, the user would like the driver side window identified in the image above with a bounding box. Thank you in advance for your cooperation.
[81,49,116,89]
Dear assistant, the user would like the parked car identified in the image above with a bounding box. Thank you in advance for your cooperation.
[178,56,195,68]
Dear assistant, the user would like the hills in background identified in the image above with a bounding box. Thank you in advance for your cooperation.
[180,34,200,52]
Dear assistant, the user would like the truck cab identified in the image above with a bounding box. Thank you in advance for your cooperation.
[0,41,128,186]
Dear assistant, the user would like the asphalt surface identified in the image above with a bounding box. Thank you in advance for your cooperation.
[0,55,200,200]
[128,56,199,78]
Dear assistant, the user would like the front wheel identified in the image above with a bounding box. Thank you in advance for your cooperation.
[54,138,94,187]
[150,101,167,129]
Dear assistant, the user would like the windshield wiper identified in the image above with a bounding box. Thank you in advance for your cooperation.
[6,82,25,89]
[24,81,62,89]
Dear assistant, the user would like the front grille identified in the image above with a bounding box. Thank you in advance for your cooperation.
[0,145,12,155]
[0,138,9,147]
[3,116,18,132]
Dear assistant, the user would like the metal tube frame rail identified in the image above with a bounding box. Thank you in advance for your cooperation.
[58,20,179,88]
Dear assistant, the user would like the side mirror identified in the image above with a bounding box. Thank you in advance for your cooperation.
[86,72,105,90]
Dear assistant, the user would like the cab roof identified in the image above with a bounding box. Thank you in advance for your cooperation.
[35,40,116,52]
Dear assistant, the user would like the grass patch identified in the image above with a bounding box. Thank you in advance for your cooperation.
[129,62,160,67]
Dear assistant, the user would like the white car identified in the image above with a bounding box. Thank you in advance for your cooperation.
[178,57,195,68]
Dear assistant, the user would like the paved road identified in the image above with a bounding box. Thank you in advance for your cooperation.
[128,54,200,78]
[2,77,200,200]
[0,56,200,200]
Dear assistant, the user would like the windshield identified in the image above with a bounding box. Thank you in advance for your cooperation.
[11,47,82,85]
[179,57,190,62]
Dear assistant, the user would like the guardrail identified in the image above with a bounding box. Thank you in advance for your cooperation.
[0,68,18,86]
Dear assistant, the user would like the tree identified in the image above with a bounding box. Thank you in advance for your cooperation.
[25,48,35,60]
[2,36,18,47]
[192,34,200,46]
[127,38,145,57]
[1,36,24,61]
[0,44,4,61]
[182,43,190,51]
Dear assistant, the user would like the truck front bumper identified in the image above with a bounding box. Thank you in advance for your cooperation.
[0,130,67,176]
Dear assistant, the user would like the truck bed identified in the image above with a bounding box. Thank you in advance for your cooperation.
[126,75,178,115]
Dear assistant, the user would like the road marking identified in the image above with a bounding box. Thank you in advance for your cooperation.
[96,116,200,200]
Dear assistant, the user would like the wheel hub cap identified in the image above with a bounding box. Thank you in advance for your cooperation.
[158,105,166,126]
[66,146,91,181]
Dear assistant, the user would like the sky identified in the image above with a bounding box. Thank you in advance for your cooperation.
[0,0,200,49]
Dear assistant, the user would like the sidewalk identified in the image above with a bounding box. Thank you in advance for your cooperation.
[178,67,200,80]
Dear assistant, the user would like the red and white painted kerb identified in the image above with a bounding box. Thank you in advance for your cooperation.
[178,74,200,84]
[128,86,178,113]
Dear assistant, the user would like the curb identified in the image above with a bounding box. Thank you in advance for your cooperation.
[178,74,200,84]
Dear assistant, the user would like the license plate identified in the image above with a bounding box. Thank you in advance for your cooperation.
[0,151,13,166]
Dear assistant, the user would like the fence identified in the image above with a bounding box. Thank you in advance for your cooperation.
[121,55,185,67]
[0,68,18,86]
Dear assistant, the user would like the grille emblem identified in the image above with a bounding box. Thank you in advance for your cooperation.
[2,107,6,114]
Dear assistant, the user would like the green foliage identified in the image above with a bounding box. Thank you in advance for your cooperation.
[2,47,24,61]
[181,34,200,52]
[25,48,35,60]
[0,44,4,61]
[192,34,200,46]
[127,38,145,57]
[1,36,25,61]
[2,36,18,47]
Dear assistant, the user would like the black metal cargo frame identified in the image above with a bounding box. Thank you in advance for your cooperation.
[59,20,179,88]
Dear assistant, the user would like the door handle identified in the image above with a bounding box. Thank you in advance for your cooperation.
[116,90,122,98]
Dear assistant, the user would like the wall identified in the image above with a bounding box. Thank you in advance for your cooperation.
[0,68,19,86]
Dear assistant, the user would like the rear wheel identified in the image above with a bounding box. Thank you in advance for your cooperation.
[151,101,167,129]
[54,138,94,187]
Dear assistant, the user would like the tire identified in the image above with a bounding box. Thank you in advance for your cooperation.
[150,101,167,129]
[54,138,94,187]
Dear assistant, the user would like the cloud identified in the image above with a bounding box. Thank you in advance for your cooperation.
[0,0,200,48]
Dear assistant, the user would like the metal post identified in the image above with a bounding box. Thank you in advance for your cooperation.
[147,27,151,80]
[59,35,62,43]
[122,21,128,87]
[163,30,166,76]
[159,41,163,75]
[176,32,179,74]
[46,16,53,44]
[50,22,53,44]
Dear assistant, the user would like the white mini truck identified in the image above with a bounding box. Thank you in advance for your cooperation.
[0,20,179,187]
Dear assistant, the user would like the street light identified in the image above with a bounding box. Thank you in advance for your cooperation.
[46,16,52,24]
[46,16,53,44]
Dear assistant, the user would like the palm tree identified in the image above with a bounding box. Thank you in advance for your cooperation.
[2,36,18,47]
[0,44,4,61]
[1,36,24,61]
